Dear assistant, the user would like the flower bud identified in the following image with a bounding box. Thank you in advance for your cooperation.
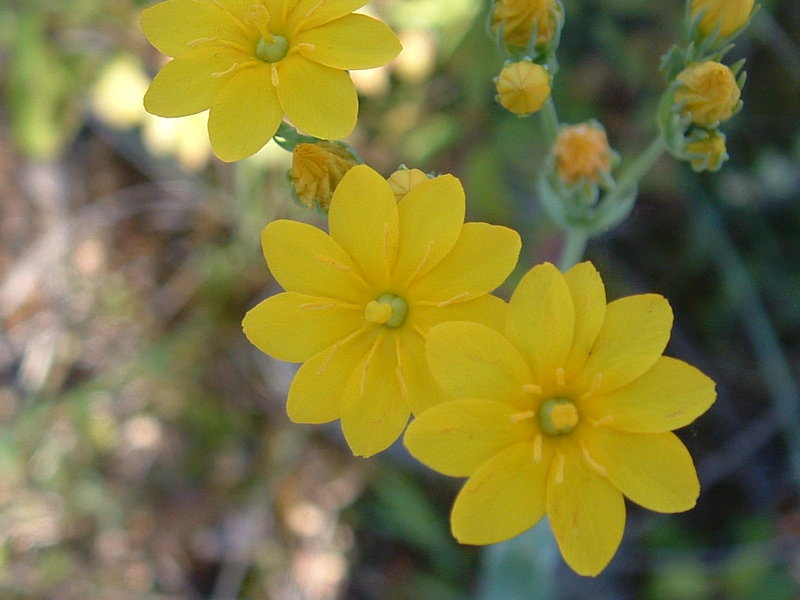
[496,60,551,116]
[686,130,728,172]
[689,0,754,38]
[491,0,562,53]
[387,167,430,200]
[288,141,359,211]
[553,123,613,185]
[674,61,741,127]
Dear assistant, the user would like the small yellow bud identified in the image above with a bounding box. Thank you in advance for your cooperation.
[491,0,562,51]
[553,123,613,185]
[686,131,728,172]
[289,141,359,211]
[674,61,741,127]
[690,0,754,38]
[496,61,551,116]
[387,168,430,200]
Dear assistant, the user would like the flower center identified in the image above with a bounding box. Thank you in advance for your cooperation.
[256,35,289,62]
[364,294,408,328]
[538,397,579,436]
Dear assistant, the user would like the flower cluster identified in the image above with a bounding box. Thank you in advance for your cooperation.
[141,0,400,161]
[659,0,753,171]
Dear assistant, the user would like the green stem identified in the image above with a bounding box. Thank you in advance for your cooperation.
[605,135,667,204]
[557,228,589,271]
[540,97,560,146]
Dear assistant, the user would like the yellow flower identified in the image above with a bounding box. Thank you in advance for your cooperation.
[387,167,430,201]
[686,130,728,172]
[675,61,741,127]
[141,0,401,162]
[491,0,562,51]
[496,60,551,116]
[553,123,613,185]
[690,0,754,38]
[243,165,521,457]
[289,141,359,211]
[405,262,715,576]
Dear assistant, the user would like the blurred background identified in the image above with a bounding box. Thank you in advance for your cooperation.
[1,0,799,598]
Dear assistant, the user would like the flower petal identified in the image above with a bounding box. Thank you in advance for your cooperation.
[296,14,401,70]
[588,356,716,433]
[341,334,410,456]
[394,330,450,415]
[507,263,575,387]
[207,65,283,161]
[451,441,550,544]
[408,222,520,302]
[405,399,532,477]
[546,442,625,576]
[563,261,606,377]
[242,292,362,362]
[587,428,700,513]
[426,321,533,408]
[262,220,370,303]
[287,327,375,423]
[140,0,254,57]
[575,294,673,395]
[328,165,399,289]
[143,46,246,117]
[290,0,369,31]
[275,53,357,140]
[393,175,465,285]
[413,293,509,333]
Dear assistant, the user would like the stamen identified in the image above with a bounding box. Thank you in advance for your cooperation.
[581,443,608,476]
[554,452,566,484]
[394,337,408,398]
[359,335,383,395]
[315,325,369,375]
[579,372,603,400]
[533,434,543,463]
[244,4,273,41]
[434,291,471,307]
[523,382,542,395]
[555,367,566,388]
[510,410,536,423]
[271,64,279,87]
[590,414,614,427]
[403,240,435,286]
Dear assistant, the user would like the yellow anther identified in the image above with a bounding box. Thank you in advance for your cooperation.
[523,382,543,395]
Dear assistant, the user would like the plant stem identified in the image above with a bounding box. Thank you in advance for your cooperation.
[605,135,667,204]
[540,98,561,146]
[557,228,589,271]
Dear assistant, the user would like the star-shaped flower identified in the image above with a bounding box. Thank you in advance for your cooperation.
[141,0,401,161]
[405,262,716,575]
[243,165,521,456]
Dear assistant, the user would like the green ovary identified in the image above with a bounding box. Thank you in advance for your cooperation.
[364,294,409,328]
[256,35,289,62]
